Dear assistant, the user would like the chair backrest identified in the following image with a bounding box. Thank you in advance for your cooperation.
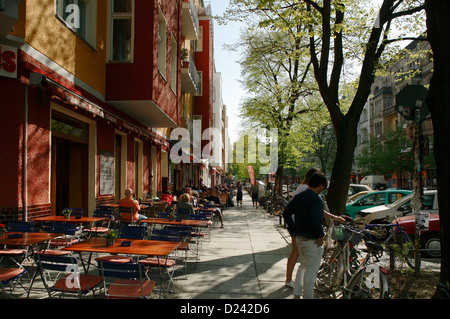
[97,261,149,299]
[187,214,206,221]
[35,254,83,294]
[118,225,147,240]
[157,212,170,218]
[7,221,34,232]
[177,208,191,220]
[119,206,135,223]
[151,228,190,241]
[64,207,85,217]
[48,223,82,236]
[93,207,115,219]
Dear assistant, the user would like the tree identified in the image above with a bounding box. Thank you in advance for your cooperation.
[222,6,317,194]
[300,0,426,214]
[425,0,449,299]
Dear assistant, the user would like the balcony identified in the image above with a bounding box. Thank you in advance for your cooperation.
[181,52,199,94]
[0,0,19,38]
[182,0,199,40]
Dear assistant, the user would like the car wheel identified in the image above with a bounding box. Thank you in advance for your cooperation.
[368,220,390,241]
[421,233,441,258]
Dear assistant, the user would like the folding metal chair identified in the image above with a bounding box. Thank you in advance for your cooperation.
[98,261,156,299]
[35,254,103,298]
[94,225,147,264]
[150,228,191,278]
[83,206,115,237]
[119,206,136,225]
[0,267,28,298]
[0,222,35,269]
[46,223,83,248]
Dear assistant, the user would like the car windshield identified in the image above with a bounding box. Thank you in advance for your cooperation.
[386,194,412,208]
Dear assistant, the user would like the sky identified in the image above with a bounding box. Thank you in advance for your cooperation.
[209,0,245,143]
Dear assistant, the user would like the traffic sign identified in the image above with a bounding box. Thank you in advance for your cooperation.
[395,85,429,121]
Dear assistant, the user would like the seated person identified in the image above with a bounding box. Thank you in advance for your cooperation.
[119,188,147,221]
[187,188,224,228]
[177,193,195,219]
[160,191,173,205]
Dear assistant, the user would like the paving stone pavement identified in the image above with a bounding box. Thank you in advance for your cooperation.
[172,193,294,299]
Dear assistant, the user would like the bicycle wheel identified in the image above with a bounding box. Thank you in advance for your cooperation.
[393,231,416,269]
[315,246,345,293]
[343,266,389,299]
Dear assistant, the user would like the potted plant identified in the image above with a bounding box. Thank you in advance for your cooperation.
[62,209,72,219]
[106,229,118,246]
[181,48,189,65]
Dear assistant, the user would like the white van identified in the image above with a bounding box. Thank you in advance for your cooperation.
[360,175,387,190]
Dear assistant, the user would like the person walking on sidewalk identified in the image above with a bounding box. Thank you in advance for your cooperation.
[250,183,259,208]
[236,181,243,207]
[282,172,327,299]
[284,168,320,288]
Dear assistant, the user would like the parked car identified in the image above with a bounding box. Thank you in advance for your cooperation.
[397,213,440,258]
[348,184,372,196]
[355,189,438,225]
[345,189,413,220]
[360,175,388,190]
[347,190,371,204]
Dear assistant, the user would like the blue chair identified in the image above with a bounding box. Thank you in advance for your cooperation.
[35,254,103,298]
[97,261,156,299]
[46,223,82,248]
[94,225,147,264]
[118,225,147,240]
[176,208,191,220]
[0,222,35,268]
[119,206,135,224]
[63,207,85,218]
[0,267,28,298]
[84,206,115,237]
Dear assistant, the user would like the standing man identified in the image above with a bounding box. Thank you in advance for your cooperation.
[282,173,328,299]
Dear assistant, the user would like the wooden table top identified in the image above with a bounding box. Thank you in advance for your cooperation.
[61,237,180,256]
[0,232,60,246]
[32,216,108,223]
[140,218,209,228]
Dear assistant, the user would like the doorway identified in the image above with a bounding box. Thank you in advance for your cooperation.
[51,112,89,215]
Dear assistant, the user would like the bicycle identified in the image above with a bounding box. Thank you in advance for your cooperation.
[316,222,390,299]
[363,215,416,269]
[316,221,365,293]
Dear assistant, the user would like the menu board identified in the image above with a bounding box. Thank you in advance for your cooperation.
[99,150,114,195]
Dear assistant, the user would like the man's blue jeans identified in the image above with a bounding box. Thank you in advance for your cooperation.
[294,236,323,298]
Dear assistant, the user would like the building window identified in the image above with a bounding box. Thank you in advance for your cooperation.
[55,0,97,48]
[195,71,202,96]
[158,8,167,78]
[110,0,134,62]
[196,26,203,52]
[170,34,177,92]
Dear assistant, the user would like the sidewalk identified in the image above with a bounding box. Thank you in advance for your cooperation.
[172,193,294,299]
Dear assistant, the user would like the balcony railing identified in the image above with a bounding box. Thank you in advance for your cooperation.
[181,52,199,94]
[182,0,199,40]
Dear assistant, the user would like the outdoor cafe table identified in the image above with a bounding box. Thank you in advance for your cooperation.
[139,218,209,228]
[60,237,180,274]
[32,215,108,224]
[0,232,62,297]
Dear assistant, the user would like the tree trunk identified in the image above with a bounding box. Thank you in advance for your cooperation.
[326,120,358,215]
[425,0,449,299]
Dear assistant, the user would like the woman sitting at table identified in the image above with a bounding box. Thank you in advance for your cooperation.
[177,193,195,219]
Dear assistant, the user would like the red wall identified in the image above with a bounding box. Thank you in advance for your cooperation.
[106,0,181,124]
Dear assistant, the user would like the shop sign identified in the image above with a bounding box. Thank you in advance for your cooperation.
[0,44,17,79]
[64,91,105,118]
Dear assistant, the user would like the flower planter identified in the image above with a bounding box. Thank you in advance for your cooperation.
[106,238,115,246]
